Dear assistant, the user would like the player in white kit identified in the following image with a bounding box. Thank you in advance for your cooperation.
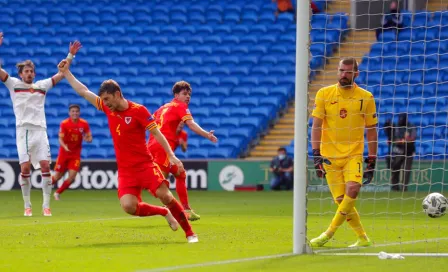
[0,33,82,216]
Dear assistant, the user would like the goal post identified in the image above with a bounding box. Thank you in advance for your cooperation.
[294,0,448,258]
[293,0,311,255]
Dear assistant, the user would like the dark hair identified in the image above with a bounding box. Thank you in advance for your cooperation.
[98,79,122,97]
[278,147,287,153]
[69,104,80,110]
[172,81,192,95]
[16,60,35,74]
[340,58,359,71]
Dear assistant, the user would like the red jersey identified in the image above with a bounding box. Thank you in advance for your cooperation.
[174,130,188,151]
[96,98,157,171]
[148,99,193,150]
[58,118,90,158]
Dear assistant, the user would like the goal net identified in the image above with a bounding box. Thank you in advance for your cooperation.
[305,0,448,257]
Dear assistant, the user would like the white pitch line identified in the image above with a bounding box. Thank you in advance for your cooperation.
[314,237,448,253]
[136,253,296,272]
[320,253,448,257]
[2,216,137,227]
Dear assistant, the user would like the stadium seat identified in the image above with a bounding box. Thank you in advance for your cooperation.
[0,2,351,159]
[187,148,209,159]
[209,147,235,158]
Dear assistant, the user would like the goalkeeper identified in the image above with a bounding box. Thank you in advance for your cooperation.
[310,58,378,248]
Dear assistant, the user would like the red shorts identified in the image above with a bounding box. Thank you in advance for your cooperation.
[117,164,169,202]
[54,155,81,173]
[148,144,172,174]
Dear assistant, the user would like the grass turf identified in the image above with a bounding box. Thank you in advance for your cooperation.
[0,190,446,271]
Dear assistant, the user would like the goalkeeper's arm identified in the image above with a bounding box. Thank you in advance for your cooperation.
[366,125,378,156]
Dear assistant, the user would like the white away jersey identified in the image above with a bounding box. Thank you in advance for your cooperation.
[2,75,54,128]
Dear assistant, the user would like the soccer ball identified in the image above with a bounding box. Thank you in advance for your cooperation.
[422,193,448,218]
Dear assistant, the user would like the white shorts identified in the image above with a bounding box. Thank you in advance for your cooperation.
[16,127,51,169]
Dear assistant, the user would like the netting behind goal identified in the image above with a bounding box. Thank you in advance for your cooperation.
[306,0,448,256]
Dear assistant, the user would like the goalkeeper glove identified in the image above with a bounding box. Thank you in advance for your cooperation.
[363,156,377,185]
[313,149,326,178]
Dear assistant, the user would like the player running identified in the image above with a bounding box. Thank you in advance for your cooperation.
[52,104,92,200]
[58,58,198,243]
[310,58,377,248]
[0,33,80,216]
[147,81,218,221]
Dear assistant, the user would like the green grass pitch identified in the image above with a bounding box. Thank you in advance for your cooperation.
[0,190,446,271]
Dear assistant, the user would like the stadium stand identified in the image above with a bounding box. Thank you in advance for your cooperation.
[0,0,345,159]
[287,10,448,159]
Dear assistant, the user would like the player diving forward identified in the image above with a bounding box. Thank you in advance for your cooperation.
[52,104,92,200]
[148,81,218,221]
[57,58,198,243]
[310,58,378,247]
[0,32,80,216]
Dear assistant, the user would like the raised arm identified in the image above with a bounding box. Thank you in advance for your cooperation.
[58,59,98,107]
[185,119,218,142]
[0,32,9,82]
[52,41,82,85]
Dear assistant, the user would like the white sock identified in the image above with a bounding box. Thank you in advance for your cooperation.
[41,172,52,209]
[19,173,32,209]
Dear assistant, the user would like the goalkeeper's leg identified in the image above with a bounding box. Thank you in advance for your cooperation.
[310,160,345,247]
[311,157,371,247]
[326,182,360,237]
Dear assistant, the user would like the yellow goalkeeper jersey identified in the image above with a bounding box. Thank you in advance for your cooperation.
[311,83,378,158]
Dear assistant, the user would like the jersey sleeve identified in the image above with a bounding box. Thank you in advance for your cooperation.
[2,75,21,92]
[364,95,378,126]
[36,77,55,92]
[177,104,193,122]
[95,97,110,114]
[138,106,158,131]
[311,89,326,119]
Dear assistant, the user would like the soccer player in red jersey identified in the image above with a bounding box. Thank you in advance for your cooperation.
[52,104,92,200]
[148,81,218,221]
[57,58,198,243]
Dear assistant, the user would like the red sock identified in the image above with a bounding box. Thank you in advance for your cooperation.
[56,180,71,194]
[175,171,191,210]
[166,199,194,237]
[134,202,168,217]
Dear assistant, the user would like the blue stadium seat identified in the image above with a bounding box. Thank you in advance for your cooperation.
[221,117,240,129]
[229,128,253,139]
[251,106,276,120]
[201,117,221,130]
[0,2,351,159]
[0,148,12,158]
[209,147,235,158]
[187,148,208,159]
[87,148,108,159]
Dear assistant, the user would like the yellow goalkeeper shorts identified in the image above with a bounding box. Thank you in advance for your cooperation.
[323,156,363,200]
